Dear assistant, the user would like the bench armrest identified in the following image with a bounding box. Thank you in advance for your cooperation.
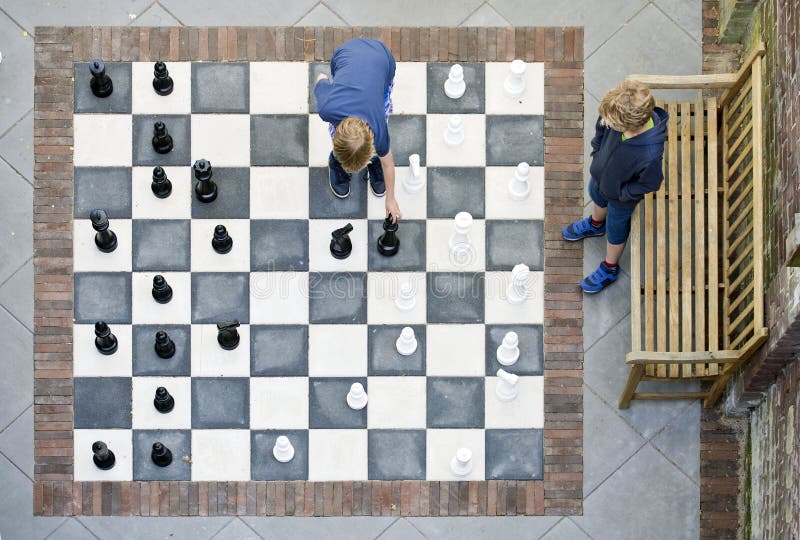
[624,74,738,89]
[626,351,740,364]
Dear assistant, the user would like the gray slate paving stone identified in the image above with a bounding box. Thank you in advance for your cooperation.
[191,378,250,429]
[250,325,308,376]
[0,453,65,540]
[308,377,367,428]
[74,167,132,219]
[387,115,427,166]
[190,272,250,324]
[250,220,309,271]
[308,272,367,324]
[132,114,192,166]
[132,219,191,271]
[368,219,426,271]
[486,219,543,271]
[73,377,132,429]
[368,324,426,375]
[133,429,191,481]
[427,62,486,114]
[427,167,485,218]
[191,63,250,113]
[190,168,250,219]
[73,272,132,323]
[0,160,32,285]
[368,429,426,480]
[485,115,544,166]
[485,428,543,479]
[0,309,32,431]
[0,110,34,182]
[74,62,132,114]
[250,115,309,166]
[426,272,484,323]
[132,324,191,376]
[250,430,309,480]
[0,258,33,332]
[485,324,543,376]
[0,406,33,478]
[0,12,33,135]
[427,377,484,428]
[308,167,368,219]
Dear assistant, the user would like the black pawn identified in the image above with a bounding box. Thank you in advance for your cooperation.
[151,166,172,198]
[89,59,113,98]
[154,331,176,359]
[92,441,116,470]
[330,223,354,259]
[90,209,117,253]
[151,274,173,304]
[151,442,173,467]
[152,121,173,154]
[193,159,217,203]
[212,225,233,254]
[152,62,174,96]
[217,321,240,350]
[377,214,400,257]
[153,386,175,413]
[94,321,118,355]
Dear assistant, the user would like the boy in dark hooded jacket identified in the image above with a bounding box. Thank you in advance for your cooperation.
[562,80,669,293]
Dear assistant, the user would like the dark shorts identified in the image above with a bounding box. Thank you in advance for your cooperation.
[588,177,637,245]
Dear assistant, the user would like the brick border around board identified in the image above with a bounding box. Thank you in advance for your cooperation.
[33,26,584,517]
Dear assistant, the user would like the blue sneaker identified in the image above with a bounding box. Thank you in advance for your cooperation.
[581,261,620,294]
[328,152,351,198]
[366,156,386,197]
[562,216,605,241]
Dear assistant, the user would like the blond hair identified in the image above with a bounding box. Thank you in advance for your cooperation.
[598,80,655,132]
[332,117,375,173]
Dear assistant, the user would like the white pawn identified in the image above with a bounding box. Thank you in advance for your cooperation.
[450,448,473,477]
[506,263,531,305]
[395,281,416,311]
[443,114,465,147]
[395,326,418,356]
[508,162,531,201]
[273,435,295,463]
[504,59,527,98]
[449,211,473,266]
[403,153,425,194]
[444,64,466,99]
[496,331,520,366]
[495,368,519,402]
[346,382,368,410]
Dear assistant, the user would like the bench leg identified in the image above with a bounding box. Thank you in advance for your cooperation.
[618,364,645,409]
[704,370,735,408]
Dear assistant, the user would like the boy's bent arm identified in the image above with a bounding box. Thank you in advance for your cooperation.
[620,160,664,201]
[380,150,402,222]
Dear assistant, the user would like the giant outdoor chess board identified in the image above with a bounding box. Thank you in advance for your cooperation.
[70,58,546,483]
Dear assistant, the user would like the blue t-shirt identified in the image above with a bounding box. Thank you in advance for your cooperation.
[314,38,396,157]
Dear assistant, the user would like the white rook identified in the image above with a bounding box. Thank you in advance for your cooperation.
[395,281,417,311]
[508,162,531,201]
[403,153,425,194]
[496,331,520,366]
[443,114,465,147]
[346,382,368,410]
[506,263,531,305]
[495,368,519,402]
[450,448,473,477]
[395,326,418,356]
[504,59,526,98]
[444,64,466,99]
[273,435,295,463]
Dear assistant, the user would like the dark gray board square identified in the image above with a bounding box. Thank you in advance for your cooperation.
[308,62,330,113]
[250,325,308,376]
[191,63,249,113]
[426,63,485,114]
[427,167,485,218]
[74,377,131,429]
[309,377,367,429]
[368,430,425,480]
[426,273,484,324]
[74,272,132,324]
[191,378,249,428]
[250,220,309,272]
[251,430,309,480]
[132,114,191,166]
[74,167,132,218]
[309,168,368,219]
[251,115,309,166]
[426,377,484,428]
[485,325,544,376]
[367,325,425,376]
[485,220,544,271]
[486,115,544,166]
[190,168,250,219]
[485,429,543,480]
[74,62,132,113]
[387,115,426,166]
[132,325,191,376]
[309,272,367,324]
[191,272,250,324]
[367,219,425,272]
[132,219,190,271]
[133,429,191,481]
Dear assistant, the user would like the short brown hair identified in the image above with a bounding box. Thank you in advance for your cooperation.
[598,80,655,132]
[332,117,375,173]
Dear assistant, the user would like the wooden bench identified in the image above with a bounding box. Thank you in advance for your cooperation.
[618,43,768,409]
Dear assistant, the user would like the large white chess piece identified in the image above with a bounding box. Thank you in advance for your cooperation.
[444,64,466,99]
[450,448,473,477]
[506,263,531,305]
[443,114,465,146]
[504,59,527,98]
[496,331,520,366]
[403,153,425,194]
[395,281,417,311]
[346,382,368,410]
[495,368,519,402]
[449,211,473,265]
[395,326,418,356]
[508,162,531,201]
[273,435,295,463]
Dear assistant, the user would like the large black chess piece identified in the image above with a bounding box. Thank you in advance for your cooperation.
[217,321,240,350]
[154,331,176,359]
[152,121,173,154]
[152,62,174,96]
[90,209,117,253]
[151,442,173,467]
[153,386,175,413]
[377,214,400,257]
[89,59,113,98]
[330,223,353,259]
[92,441,116,470]
[212,225,233,254]
[193,159,217,203]
[94,321,118,355]
[151,166,172,198]
[151,274,173,303]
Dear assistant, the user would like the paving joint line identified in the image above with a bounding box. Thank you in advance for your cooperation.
[649,0,702,47]
[581,433,649,500]
[0,445,34,483]
[290,2,324,27]
[372,516,402,539]
[583,309,630,354]
[0,5,33,36]
[0,256,33,292]
[234,516,265,539]
[0,153,33,188]
[537,516,565,538]
[456,1,489,27]
[125,0,159,26]
[318,1,351,26]
[646,405,701,486]
[584,1,651,61]
[154,0,187,26]
[0,300,34,335]
[45,518,97,540]
[0,107,32,141]
[0,403,32,436]
[569,516,596,539]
